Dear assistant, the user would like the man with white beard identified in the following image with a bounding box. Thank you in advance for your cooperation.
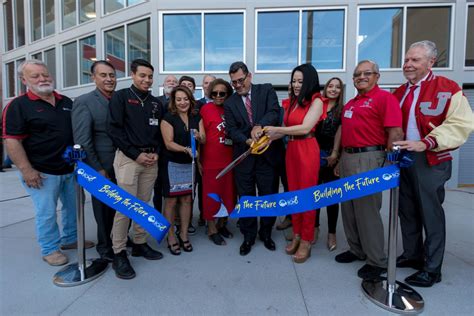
[3,59,94,266]
[158,74,178,114]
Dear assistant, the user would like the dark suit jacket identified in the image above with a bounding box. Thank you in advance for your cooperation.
[224,83,282,168]
[72,89,116,172]
[157,95,169,115]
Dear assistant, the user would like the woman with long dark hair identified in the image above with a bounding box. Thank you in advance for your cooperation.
[160,86,205,255]
[314,77,344,251]
[265,63,326,263]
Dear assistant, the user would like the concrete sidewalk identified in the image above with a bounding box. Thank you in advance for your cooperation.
[0,167,473,315]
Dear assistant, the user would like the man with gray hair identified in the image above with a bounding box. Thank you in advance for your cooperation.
[393,40,474,287]
[335,60,403,280]
[2,60,93,266]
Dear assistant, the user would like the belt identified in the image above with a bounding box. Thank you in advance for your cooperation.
[138,147,156,154]
[344,145,385,154]
[288,132,316,141]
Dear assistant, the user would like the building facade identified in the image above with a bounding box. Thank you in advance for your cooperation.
[1,0,473,186]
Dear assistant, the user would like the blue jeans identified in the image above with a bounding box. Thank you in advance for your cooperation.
[21,172,77,256]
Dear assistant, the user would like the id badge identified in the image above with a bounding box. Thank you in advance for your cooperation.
[149,118,159,126]
[344,110,353,119]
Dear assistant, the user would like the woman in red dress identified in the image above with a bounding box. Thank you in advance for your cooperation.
[265,63,325,263]
[200,79,237,246]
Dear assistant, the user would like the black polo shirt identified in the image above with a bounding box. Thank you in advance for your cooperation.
[107,85,162,160]
[3,91,74,175]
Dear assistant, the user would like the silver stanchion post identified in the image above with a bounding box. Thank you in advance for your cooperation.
[53,145,108,287]
[361,147,424,314]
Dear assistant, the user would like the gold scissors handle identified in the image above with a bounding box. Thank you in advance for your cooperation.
[250,135,270,155]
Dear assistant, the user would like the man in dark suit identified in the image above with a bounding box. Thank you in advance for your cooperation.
[72,60,118,262]
[224,61,281,256]
[197,74,216,108]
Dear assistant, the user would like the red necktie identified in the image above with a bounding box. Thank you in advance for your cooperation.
[245,95,253,125]
[401,85,417,134]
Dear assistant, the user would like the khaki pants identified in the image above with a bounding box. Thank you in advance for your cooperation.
[111,150,158,254]
[340,150,387,268]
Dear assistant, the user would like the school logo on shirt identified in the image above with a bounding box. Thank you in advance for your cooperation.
[128,99,140,105]
[360,98,373,108]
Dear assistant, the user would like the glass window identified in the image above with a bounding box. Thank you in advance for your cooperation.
[163,14,201,71]
[31,0,42,41]
[80,0,95,23]
[44,48,56,81]
[80,36,96,84]
[31,52,43,60]
[62,0,76,29]
[16,58,26,95]
[127,19,150,71]
[204,13,244,71]
[105,26,126,78]
[358,8,403,68]
[3,0,25,50]
[302,10,344,69]
[15,0,25,46]
[4,1,14,51]
[5,62,15,98]
[63,41,78,87]
[466,6,474,67]
[406,7,451,68]
[257,11,299,71]
[104,0,145,15]
[44,0,55,36]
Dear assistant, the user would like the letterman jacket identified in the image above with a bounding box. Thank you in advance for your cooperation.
[393,71,474,166]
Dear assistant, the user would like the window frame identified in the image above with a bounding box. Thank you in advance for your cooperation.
[3,0,25,51]
[356,3,455,71]
[61,0,96,31]
[3,56,27,99]
[464,3,474,70]
[102,16,151,79]
[101,0,147,17]
[254,6,347,74]
[30,0,56,43]
[60,33,97,89]
[159,9,246,74]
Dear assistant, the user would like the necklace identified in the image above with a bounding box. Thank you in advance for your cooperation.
[129,88,149,106]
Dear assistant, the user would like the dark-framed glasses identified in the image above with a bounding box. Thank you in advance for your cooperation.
[231,73,248,86]
[353,71,378,78]
[211,91,227,98]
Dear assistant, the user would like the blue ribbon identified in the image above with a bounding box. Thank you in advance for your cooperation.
[210,164,401,218]
[75,161,170,242]
[190,129,197,159]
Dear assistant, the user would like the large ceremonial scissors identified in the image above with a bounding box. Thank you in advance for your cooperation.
[215,134,270,180]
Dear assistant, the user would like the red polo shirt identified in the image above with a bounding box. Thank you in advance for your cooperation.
[341,85,402,148]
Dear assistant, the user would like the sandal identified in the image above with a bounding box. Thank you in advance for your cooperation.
[178,235,193,252]
[167,238,181,256]
[209,233,226,246]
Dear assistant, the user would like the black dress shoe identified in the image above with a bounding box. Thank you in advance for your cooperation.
[99,249,115,262]
[335,250,365,263]
[131,243,164,260]
[239,240,254,256]
[357,264,387,280]
[259,236,276,251]
[396,255,424,270]
[112,250,136,279]
[405,270,441,287]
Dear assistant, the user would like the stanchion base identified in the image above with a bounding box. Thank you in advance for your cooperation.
[362,277,424,314]
[53,259,109,287]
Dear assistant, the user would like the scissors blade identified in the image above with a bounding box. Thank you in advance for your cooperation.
[216,149,251,179]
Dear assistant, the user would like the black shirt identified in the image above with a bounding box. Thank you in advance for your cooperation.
[107,85,162,160]
[316,109,341,151]
[3,91,74,175]
[162,112,201,164]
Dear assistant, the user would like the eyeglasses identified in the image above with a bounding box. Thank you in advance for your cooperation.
[353,71,378,78]
[211,91,227,98]
[231,73,248,86]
